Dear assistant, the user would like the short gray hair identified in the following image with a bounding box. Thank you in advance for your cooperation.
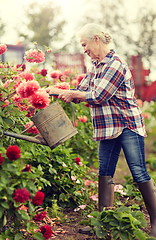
[76,23,112,44]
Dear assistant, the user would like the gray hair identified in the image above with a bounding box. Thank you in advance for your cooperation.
[76,23,112,45]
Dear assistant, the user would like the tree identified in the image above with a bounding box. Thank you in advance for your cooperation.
[134,8,156,71]
[0,17,5,40]
[17,1,66,51]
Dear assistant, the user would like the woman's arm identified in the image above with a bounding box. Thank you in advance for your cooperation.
[46,87,87,103]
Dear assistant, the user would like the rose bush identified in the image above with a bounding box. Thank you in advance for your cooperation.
[0,42,96,239]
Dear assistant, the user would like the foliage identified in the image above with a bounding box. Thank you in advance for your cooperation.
[140,101,156,172]
[122,176,142,201]
[63,100,99,164]
[18,1,66,51]
[0,146,48,239]
[134,8,156,70]
[0,17,5,38]
[19,140,91,208]
[0,43,99,238]
[82,205,154,240]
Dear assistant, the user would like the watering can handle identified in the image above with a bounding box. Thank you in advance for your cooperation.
[49,94,76,126]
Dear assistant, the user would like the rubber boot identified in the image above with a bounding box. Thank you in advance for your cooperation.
[98,175,114,212]
[138,179,156,238]
[79,175,114,234]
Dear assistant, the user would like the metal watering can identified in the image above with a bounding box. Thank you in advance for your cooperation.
[3,94,78,150]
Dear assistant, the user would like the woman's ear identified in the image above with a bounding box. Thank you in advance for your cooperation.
[94,35,100,44]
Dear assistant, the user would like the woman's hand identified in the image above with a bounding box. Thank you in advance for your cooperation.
[46,88,74,103]
[46,87,61,95]
[58,90,74,103]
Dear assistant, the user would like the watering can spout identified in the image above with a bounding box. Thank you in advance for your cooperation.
[3,131,49,146]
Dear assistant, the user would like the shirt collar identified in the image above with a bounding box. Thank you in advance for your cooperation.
[92,49,115,67]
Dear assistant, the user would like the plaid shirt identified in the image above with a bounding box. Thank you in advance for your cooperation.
[77,49,146,141]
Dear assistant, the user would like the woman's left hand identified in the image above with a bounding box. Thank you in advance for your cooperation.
[46,87,60,95]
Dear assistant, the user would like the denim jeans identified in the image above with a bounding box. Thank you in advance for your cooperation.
[98,128,151,183]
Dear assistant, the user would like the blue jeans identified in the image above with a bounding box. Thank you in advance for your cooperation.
[98,128,150,183]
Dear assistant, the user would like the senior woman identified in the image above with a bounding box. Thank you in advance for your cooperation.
[47,23,156,237]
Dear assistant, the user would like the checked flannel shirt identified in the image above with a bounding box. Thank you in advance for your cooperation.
[77,49,146,141]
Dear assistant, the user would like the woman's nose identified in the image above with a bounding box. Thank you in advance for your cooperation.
[83,48,87,54]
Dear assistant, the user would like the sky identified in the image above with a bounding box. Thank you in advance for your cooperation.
[0,0,87,45]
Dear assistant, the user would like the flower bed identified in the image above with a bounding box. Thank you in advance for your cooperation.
[1,42,156,239]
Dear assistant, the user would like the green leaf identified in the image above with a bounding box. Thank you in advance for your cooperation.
[78,219,90,225]
[49,166,57,174]
[7,187,14,195]
[109,220,119,227]
[3,163,17,173]
[18,210,30,220]
[117,206,131,213]
[1,201,9,209]
[2,117,14,125]
[1,175,10,185]
[133,229,146,240]
[3,215,7,226]
[22,152,32,159]
[15,233,23,240]
[93,161,99,168]
[0,116,3,124]
[91,218,103,227]
[119,231,130,240]
[131,211,147,228]
[89,211,101,218]
[95,227,107,238]
[5,229,12,236]
[33,231,44,240]
[27,182,37,192]
[0,206,3,218]
[28,200,35,213]
[124,184,133,196]
[111,229,119,239]
[27,221,35,233]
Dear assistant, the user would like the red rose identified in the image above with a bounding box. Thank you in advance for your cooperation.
[22,164,31,172]
[77,74,86,85]
[40,69,47,77]
[75,157,81,164]
[0,44,7,55]
[32,191,45,206]
[16,63,26,71]
[34,211,47,221]
[85,103,90,108]
[40,225,52,239]
[13,188,30,203]
[75,157,83,166]
[0,153,4,165]
[6,145,21,160]
[0,92,3,100]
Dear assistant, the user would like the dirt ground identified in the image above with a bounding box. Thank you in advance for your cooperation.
[21,154,152,240]
[21,205,150,240]
[4,136,155,239]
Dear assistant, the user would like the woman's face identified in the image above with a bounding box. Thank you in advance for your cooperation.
[80,37,99,61]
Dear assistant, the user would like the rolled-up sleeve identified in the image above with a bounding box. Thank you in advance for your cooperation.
[85,60,126,105]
